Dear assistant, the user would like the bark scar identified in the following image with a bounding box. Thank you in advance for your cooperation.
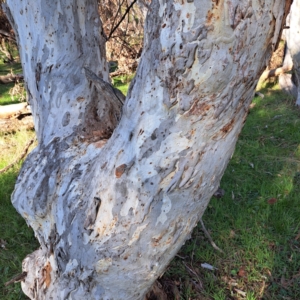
[39,262,52,288]
[115,164,127,178]
[115,159,135,178]
[35,62,42,91]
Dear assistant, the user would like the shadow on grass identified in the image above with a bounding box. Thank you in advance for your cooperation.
[0,169,38,300]
[163,87,300,299]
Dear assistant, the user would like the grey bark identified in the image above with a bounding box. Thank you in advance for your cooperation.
[4,0,290,299]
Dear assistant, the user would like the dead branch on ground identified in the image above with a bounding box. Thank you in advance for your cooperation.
[0,138,35,174]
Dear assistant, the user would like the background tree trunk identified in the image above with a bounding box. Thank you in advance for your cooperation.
[279,0,300,105]
[0,4,15,63]
[5,0,290,299]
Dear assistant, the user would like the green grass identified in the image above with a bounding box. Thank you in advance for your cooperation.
[1,71,300,299]
[112,74,134,95]
[0,131,38,300]
[0,60,24,105]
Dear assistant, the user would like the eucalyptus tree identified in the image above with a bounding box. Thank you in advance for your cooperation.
[4,0,290,299]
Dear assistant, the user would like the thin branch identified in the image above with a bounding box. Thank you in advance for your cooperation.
[182,261,203,289]
[5,272,27,286]
[200,218,224,253]
[118,6,131,56]
[107,0,138,40]
[114,36,139,56]
[110,32,140,39]
[260,64,293,81]
[0,29,16,42]
[108,0,126,39]
[0,138,35,174]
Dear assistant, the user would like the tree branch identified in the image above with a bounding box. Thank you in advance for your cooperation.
[107,0,137,40]
[200,218,224,253]
[0,138,35,174]
[260,64,293,81]
[0,29,16,42]
[0,73,23,84]
[4,272,27,286]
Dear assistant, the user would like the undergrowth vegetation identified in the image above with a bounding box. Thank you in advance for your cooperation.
[0,72,299,299]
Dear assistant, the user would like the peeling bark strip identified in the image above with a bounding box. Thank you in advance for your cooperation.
[5,0,290,299]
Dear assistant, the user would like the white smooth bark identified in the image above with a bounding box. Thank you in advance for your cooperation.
[5,0,290,299]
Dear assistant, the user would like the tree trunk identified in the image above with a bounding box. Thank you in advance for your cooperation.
[279,0,300,104]
[4,0,290,299]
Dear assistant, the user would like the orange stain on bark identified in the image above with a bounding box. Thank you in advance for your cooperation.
[42,262,52,288]
[115,164,127,178]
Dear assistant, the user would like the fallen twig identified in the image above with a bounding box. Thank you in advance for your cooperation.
[0,73,23,84]
[183,261,203,289]
[0,102,30,119]
[5,272,27,286]
[255,92,265,99]
[0,138,35,174]
[200,218,224,253]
